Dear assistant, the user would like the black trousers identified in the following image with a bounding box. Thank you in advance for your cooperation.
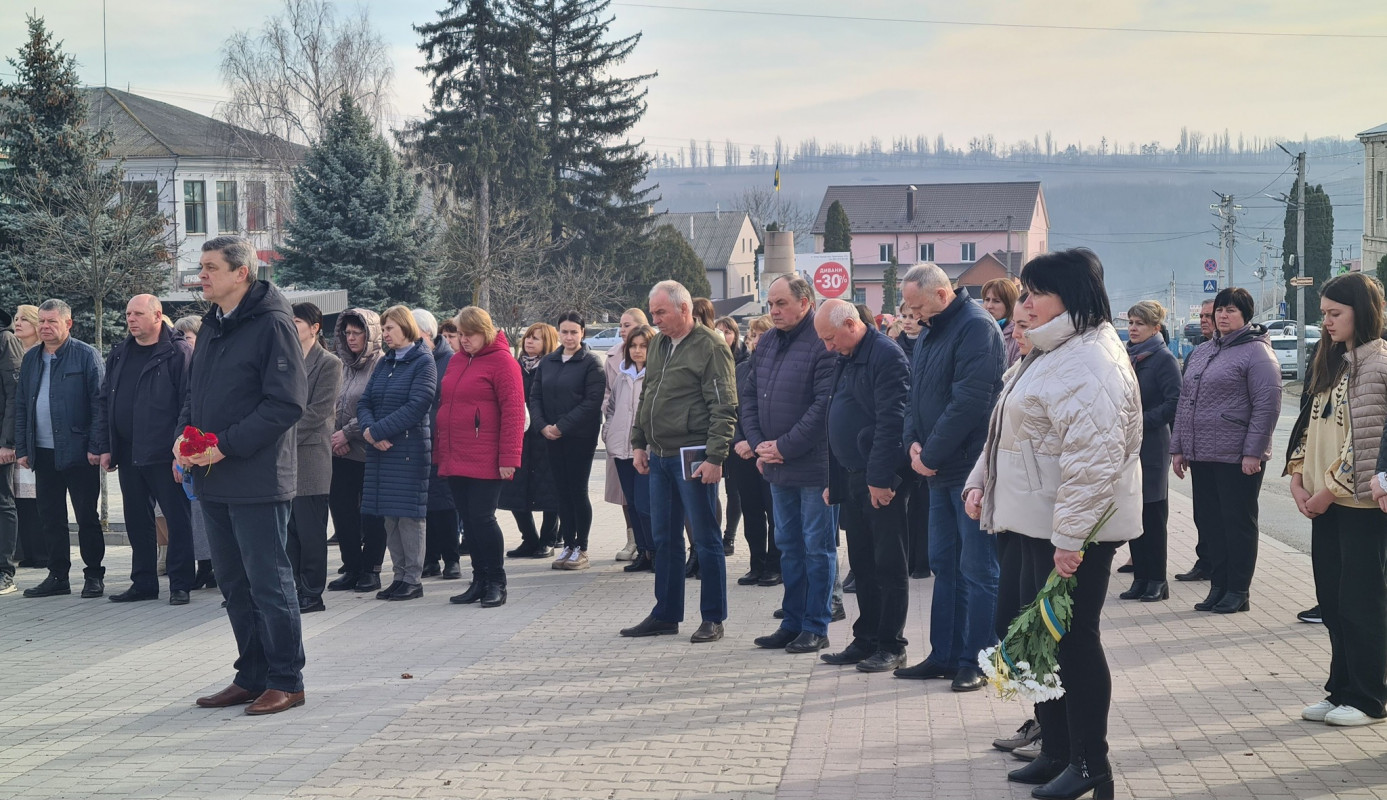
[514,509,558,548]
[547,435,598,550]
[328,457,386,575]
[1313,503,1387,718]
[1015,535,1116,770]
[33,448,104,580]
[1129,500,1169,583]
[16,498,44,568]
[838,470,909,654]
[449,477,506,586]
[117,457,196,594]
[723,472,742,538]
[906,476,931,575]
[994,531,1024,642]
[288,493,331,598]
[1189,461,1263,592]
[424,508,460,565]
[0,462,15,577]
[726,453,779,575]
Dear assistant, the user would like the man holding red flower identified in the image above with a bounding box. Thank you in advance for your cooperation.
[175,235,307,717]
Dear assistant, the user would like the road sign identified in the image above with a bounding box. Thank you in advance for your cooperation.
[1203,279,1218,293]
[813,260,850,299]
[1289,277,1314,287]
[1279,302,1288,317]
[1204,259,1218,274]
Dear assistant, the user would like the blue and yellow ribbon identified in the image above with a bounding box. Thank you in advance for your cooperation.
[1040,597,1067,642]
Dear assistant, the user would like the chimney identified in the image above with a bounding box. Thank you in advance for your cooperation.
[690,215,695,239]
[906,185,917,223]
[715,202,721,221]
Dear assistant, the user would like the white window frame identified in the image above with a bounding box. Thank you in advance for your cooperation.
[919,243,934,262]
[879,243,895,263]
[961,242,976,262]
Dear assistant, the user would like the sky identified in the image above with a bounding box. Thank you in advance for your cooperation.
[2,0,1385,157]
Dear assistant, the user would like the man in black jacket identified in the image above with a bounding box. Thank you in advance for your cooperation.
[94,295,196,605]
[0,308,23,595]
[815,299,912,673]
[177,236,307,716]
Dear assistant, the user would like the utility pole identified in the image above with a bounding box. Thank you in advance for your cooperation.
[1210,192,1241,289]
[1295,151,1307,379]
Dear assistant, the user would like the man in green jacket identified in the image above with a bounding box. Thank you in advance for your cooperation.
[620,280,736,644]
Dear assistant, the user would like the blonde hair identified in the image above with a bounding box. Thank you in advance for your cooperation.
[1127,300,1167,328]
[15,304,39,328]
[622,308,648,325]
[453,306,497,346]
[381,304,422,342]
[520,322,558,356]
[747,315,773,336]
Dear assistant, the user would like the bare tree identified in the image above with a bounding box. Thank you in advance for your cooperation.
[432,191,554,334]
[731,185,817,252]
[219,0,394,145]
[531,257,624,324]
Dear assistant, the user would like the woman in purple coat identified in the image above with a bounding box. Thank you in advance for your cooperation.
[1170,287,1281,614]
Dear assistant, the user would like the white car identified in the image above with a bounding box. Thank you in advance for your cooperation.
[1270,331,1320,378]
[583,327,623,351]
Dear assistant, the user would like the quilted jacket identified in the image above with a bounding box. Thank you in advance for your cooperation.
[1284,338,1387,502]
[332,309,383,463]
[741,309,837,488]
[358,339,437,519]
[965,317,1143,550]
[529,343,605,440]
[436,331,525,482]
[1170,323,1281,464]
[603,361,644,460]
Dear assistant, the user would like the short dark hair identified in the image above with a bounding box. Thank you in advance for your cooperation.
[555,310,585,331]
[854,303,874,327]
[1213,287,1254,325]
[1019,248,1112,334]
[292,302,323,330]
[201,235,257,275]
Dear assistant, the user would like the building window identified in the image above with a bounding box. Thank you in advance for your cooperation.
[879,243,895,263]
[961,242,976,262]
[183,181,206,234]
[216,180,239,233]
[852,287,866,305]
[122,181,158,216]
[245,181,268,232]
[919,243,934,262]
[1377,170,1385,226]
[274,181,293,231]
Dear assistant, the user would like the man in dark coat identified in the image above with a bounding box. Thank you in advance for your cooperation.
[895,263,1006,692]
[178,236,307,716]
[816,299,913,673]
[15,299,105,599]
[93,295,196,605]
[0,308,23,595]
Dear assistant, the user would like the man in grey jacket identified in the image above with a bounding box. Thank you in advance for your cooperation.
[0,308,24,595]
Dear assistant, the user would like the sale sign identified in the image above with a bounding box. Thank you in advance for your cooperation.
[814,261,850,298]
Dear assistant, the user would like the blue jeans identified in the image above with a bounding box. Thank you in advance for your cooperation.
[202,500,306,693]
[771,484,837,636]
[648,454,726,623]
[614,458,653,553]
[927,485,999,670]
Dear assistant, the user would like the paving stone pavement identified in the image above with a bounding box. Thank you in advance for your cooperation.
[3,464,1387,799]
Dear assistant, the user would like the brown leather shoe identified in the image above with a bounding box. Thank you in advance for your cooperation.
[195,684,263,708]
[245,689,306,716]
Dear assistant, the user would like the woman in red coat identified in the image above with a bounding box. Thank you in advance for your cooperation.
[435,306,525,608]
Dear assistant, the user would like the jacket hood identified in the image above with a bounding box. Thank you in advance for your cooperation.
[0,307,12,333]
[433,333,455,361]
[335,308,382,371]
[1214,322,1269,348]
[467,329,510,360]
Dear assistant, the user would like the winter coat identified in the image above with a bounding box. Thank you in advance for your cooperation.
[630,323,737,464]
[1284,338,1387,502]
[825,325,910,491]
[741,309,837,488]
[0,309,22,448]
[1128,336,1182,502]
[177,281,306,504]
[902,293,1007,488]
[529,343,605,440]
[93,325,193,468]
[500,358,560,513]
[1170,323,1282,464]
[358,340,436,519]
[965,317,1143,551]
[332,308,384,463]
[895,331,917,363]
[296,343,343,497]
[426,335,456,512]
[435,331,524,482]
[1000,318,1020,367]
[16,336,105,471]
[603,361,645,460]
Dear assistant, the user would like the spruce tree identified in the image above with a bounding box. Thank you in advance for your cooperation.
[618,224,710,313]
[823,200,852,253]
[279,96,427,310]
[1280,179,1334,324]
[881,255,899,316]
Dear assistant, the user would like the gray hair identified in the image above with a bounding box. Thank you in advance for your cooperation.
[819,298,857,327]
[201,235,258,273]
[650,280,692,310]
[174,315,202,335]
[771,273,816,304]
[412,308,438,339]
[902,263,950,293]
[38,299,72,320]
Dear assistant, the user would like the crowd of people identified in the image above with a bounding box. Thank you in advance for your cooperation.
[2,234,1383,800]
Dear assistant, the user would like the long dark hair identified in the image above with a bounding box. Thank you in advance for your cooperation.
[1306,272,1386,397]
[1019,248,1111,334]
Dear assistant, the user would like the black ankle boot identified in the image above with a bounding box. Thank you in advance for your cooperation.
[1117,579,1149,600]
[1211,589,1250,613]
[1008,754,1068,785]
[1139,580,1169,602]
[624,551,653,572]
[192,560,217,589]
[684,550,699,579]
[1194,584,1225,611]
[480,583,507,608]
[450,580,486,605]
[1031,759,1114,800]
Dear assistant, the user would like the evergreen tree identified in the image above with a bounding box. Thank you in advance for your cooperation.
[1280,179,1334,324]
[823,200,852,253]
[617,224,709,313]
[279,96,428,310]
[1377,255,1387,294]
[881,255,899,316]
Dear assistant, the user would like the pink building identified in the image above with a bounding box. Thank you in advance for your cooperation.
[811,182,1050,311]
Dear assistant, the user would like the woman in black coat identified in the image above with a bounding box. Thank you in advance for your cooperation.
[501,323,560,557]
[1119,300,1183,602]
[529,312,606,571]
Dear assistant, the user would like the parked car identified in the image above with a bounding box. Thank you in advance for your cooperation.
[583,327,623,351]
[1182,321,1203,344]
[1270,333,1320,379]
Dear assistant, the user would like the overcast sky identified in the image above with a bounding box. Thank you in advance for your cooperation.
[2,0,1385,156]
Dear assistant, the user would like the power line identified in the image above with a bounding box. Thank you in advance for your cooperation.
[613,2,1387,39]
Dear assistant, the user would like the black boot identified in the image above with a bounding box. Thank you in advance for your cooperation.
[684,549,699,579]
[327,572,359,591]
[1139,580,1169,602]
[1117,579,1149,600]
[450,579,486,605]
[624,551,653,572]
[1008,754,1068,785]
[192,560,217,589]
[722,531,736,556]
[1211,590,1250,613]
[1031,758,1114,800]
[480,582,507,608]
[1194,584,1226,611]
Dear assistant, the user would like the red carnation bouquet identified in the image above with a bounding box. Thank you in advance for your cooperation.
[179,426,220,472]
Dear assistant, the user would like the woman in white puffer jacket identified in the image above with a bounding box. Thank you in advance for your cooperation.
[964,248,1142,800]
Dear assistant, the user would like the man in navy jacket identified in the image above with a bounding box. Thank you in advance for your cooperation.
[895,264,1006,691]
[816,299,913,673]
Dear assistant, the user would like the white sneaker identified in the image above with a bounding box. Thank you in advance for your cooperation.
[1302,700,1336,722]
[1325,705,1386,727]
[563,548,590,570]
[552,546,574,570]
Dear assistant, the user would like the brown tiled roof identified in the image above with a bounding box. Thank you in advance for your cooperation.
[811,181,1042,234]
[83,87,306,162]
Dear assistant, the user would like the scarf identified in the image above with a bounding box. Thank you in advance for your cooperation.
[1126,334,1164,367]
[519,353,541,373]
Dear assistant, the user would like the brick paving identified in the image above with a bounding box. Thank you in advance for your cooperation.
[3,465,1387,799]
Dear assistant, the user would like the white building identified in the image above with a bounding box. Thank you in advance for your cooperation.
[1360,123,1387,277]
